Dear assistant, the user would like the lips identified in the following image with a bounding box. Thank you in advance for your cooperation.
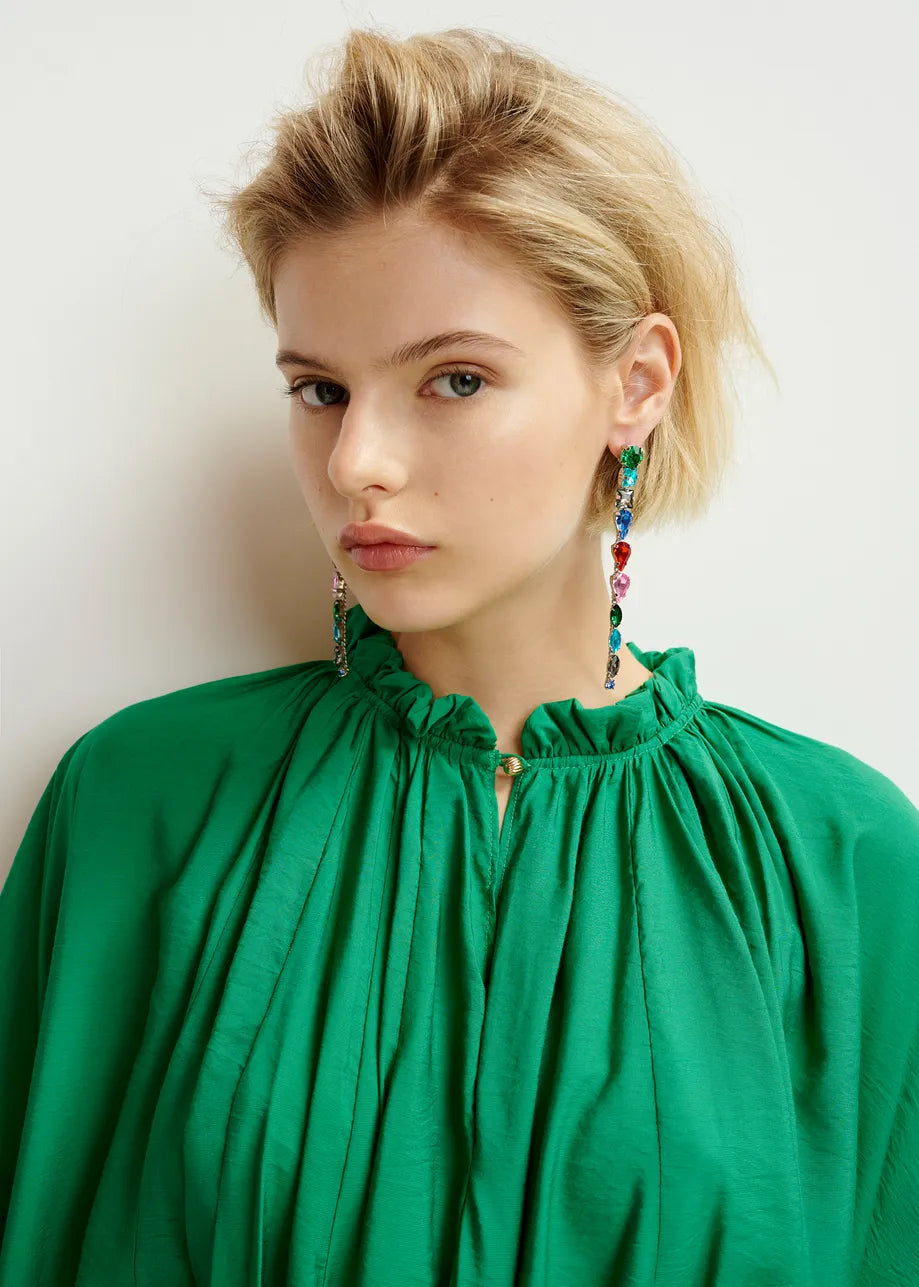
[339,521,430,549]
[348,543,436,572]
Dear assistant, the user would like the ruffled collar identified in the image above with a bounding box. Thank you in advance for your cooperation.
[342,600,702,762]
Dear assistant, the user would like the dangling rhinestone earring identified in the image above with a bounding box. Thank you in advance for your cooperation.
[332,567,350,677]
[332,447,644,685]
[606,444,644,690]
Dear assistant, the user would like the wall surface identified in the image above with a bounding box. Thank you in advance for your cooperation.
[2,0,917,885]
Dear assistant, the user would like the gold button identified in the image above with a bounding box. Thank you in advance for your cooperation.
[499,755,525,776]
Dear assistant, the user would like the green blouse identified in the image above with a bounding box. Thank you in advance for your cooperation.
[2,601,918,1285]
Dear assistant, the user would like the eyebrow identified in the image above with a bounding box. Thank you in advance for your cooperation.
[275,329,525,373]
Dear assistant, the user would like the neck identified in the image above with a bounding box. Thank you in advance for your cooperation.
[391,537,654,755]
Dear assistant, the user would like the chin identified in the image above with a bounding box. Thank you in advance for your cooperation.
[352,586,469,636]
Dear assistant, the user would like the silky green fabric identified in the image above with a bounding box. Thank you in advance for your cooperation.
[2,601,918,1286]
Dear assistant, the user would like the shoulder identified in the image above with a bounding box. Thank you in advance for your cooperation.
[699,693,919,942]
[79,655,336,772]
[47,657,339,858]
[700,693,918,836]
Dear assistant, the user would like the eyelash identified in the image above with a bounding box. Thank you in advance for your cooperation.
[280,365,489,413]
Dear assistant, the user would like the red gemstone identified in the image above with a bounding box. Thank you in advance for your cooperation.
[613,541,631,570]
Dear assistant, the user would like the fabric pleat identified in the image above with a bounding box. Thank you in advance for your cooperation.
[1,601,918,1286]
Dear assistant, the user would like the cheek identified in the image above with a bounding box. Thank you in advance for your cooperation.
[288,429,326,495]
[501,440,578,514]
[453,446,571,548]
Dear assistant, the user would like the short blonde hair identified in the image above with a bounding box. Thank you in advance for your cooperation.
[206,26,777,537]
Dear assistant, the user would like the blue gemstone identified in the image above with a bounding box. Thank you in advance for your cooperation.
[615,509,632,538]
[609,628,621,651]
[333,623,341,641]
[621,467,638,487]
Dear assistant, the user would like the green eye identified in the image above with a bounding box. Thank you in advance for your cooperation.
[281,365,489,413]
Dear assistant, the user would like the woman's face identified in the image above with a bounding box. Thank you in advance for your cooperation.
[274,208,642,636]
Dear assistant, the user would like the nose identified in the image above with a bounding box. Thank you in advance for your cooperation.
[326,404,409,499]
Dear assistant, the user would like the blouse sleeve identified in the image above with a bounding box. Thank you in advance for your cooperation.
[0,731,94,1266]
[855,769,919,1284]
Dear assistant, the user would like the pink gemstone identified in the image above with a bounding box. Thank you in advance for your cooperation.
[332,570,342,593]
[612,572,630,598]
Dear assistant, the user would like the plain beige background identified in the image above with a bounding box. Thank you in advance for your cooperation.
[2,0,917,885]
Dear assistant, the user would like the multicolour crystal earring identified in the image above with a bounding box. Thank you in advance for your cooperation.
[333,443,644,683]
[332,567,350,677]
[606,443,644,690]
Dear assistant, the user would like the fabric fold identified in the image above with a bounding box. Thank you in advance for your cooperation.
[1,617,918,1286]
[344,599,702,758]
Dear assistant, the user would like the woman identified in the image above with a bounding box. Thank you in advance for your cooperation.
[2,25,917,1287]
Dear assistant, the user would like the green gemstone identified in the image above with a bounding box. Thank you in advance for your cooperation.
[610,603,622,627]
[620,445,643,470]
[333,601,342,620]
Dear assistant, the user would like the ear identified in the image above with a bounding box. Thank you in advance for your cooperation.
[606,313,682,456]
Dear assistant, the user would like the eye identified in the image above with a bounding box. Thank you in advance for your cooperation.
[281,378,347,410]
[426,368,486,400]
[280,365,489,414]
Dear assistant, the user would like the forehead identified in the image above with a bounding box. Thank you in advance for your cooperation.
[275,212,518,304]
[273,213,574,361]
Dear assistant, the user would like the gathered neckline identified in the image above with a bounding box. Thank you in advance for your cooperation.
[341,600,703,762]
